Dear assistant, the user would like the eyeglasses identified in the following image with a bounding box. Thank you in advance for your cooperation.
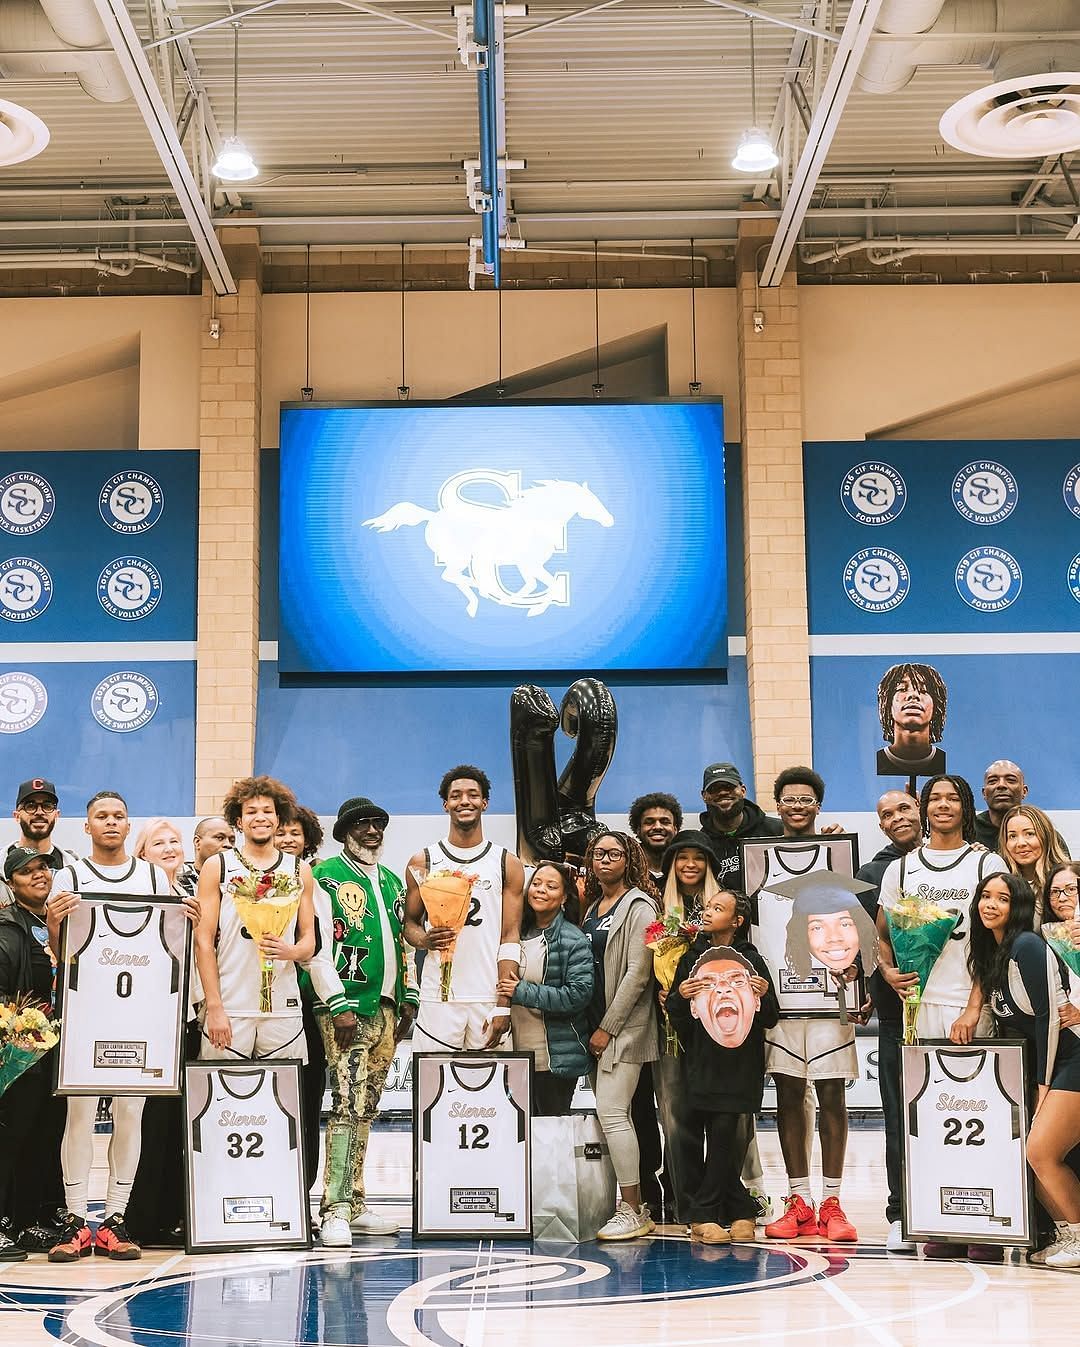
[779,796,818,808]
[18,800,57,813]
[593,848,626,862]
[1049,882,1079,900]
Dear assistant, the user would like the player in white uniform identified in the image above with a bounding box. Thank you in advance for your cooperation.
[45,791,197,1263]
[404,766,524,1051]
[876,773,1006,1260]
[195,776,315,1063]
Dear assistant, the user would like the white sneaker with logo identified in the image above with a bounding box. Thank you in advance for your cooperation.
[886,1220,916,1253]
[1045,1231,1080,1269]
[320,1206,352,1248]
[1028,1228,1069,1265]
[350,1207,400,1235]
[596,1202,654,1242]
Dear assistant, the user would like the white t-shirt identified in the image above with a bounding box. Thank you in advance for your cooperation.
[878,845,1006,1009]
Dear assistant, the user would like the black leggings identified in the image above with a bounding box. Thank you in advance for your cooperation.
[675,1106,756,1226]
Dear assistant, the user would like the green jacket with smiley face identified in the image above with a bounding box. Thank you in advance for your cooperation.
[311,853,419,1020]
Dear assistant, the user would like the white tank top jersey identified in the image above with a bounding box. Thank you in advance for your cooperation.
[189,1067,304,1244]
[419,1060,528,1230]
[752,843,836,1003]
[51,856,171,900]
[61,903,182,1084]
[216,849,303,1019]
[905,1047,1025,1236]
[879,846,1006,1008]
[418,839,508,1004]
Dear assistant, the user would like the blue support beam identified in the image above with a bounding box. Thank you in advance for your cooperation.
[473,0,502,286]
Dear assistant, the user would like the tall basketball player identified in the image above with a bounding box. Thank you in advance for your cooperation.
[404,766,524,1052]
[46,792,197,1263]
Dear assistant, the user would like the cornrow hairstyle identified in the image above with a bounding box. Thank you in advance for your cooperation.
[582,830,660,911]
[222,775,298,829]
[877,663,948,744]
[715,887,753,944]
[628,792,684,836]
[919,774,977,843]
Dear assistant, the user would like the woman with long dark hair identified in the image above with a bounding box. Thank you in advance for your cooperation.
[968,871,1080,1269]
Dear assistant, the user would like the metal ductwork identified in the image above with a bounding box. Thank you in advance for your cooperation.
[0,0,129,102]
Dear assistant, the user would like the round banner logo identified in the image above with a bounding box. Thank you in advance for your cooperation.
[840,461,907,525]
[955,546,1023,611]
[843,547,910,612]
[0,557,52,622]
[0,472,55,535]
[0,671,48,734]
[1064,464,1080,520]
[951,461,1018,524]
[1068,553,1080,605]
[97,557,162,621]
[91,671,160,733]
[98,471,164,534]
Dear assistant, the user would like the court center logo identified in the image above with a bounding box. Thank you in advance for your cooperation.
[955,546,1023,611]
[91,671,160,733]
[951,461,1018,524]
[843,547,910,612]
[840,461,907,525]
[0,557,53,622]
[363,468,614,617]
[1064,464,1080,520]
[99,471,164,534]
[1068,554,1080,605]
[97,557,162,621]
[0,671,48,733]
[0,472,55,535]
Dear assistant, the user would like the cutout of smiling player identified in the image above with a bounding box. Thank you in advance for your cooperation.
[876,663,947,778]
[783,886,879,983]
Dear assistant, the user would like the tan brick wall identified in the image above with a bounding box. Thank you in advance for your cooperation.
[736,214,813,804]
[195,229,262,813]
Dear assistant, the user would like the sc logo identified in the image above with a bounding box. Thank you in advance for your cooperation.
[840,461,907,525]
[0,473,55,535]
[955,547,1022,611]
[99,472,164,534]
[952,461,1018,525]
[843,548,910,613]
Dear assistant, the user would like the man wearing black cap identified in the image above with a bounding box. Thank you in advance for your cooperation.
[0,848,67,1259]
[698,762,782,894]
[311,797,419,1247]
[1,778,76,906]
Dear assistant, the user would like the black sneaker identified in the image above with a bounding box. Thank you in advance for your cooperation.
[0,1230,28,1262]
[17,1219,64,1253]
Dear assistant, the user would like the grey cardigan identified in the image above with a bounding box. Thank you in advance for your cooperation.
[590,886,659,1069]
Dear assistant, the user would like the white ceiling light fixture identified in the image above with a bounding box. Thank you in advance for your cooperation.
[0,99,50,168]
[732,20,779,174]
[212,24,258,182]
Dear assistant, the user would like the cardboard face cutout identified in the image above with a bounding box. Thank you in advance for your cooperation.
[690,946,759,1048]
[875,661,948,779]
[806,908,864,972]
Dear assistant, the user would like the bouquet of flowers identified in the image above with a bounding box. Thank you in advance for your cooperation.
[0,995,60,1097]
[230,867,302,1013]
[645,911,702,1056]
[1042,922,1080,979]
[883,891,960,1044]
[410,866,477,1001]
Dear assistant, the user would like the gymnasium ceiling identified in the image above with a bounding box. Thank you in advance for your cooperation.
[1,0,1079,292]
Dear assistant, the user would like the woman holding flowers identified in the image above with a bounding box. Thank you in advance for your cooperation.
[581,830,659,1241]
[497,862,593,1116]
[968,871,1080,1269]
[195,775,316,1062]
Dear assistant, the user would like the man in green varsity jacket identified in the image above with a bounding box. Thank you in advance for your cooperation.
[312,796,418,1247]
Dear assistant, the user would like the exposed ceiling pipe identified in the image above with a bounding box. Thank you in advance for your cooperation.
[0,0,128,102]
[0,248,199,275]
[801,235,1080,263]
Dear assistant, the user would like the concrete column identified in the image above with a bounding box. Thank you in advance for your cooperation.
[195,228,262,813]
[735,212,813,803]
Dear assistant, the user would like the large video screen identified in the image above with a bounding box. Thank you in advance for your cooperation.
[279,401,726,674]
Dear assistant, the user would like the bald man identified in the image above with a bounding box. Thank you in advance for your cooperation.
[974,762,1069,856]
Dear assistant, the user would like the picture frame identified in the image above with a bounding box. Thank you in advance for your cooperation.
[901,1039,1033,1247]
[741,834,862,1018]
[183,1059,311,1254]
[413,1051,532,1239]
[55,892,191,1096]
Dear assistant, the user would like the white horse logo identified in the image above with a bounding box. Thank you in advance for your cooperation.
[364,469,615,618]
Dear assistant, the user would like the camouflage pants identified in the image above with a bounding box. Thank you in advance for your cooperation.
[319,1003,397,1216]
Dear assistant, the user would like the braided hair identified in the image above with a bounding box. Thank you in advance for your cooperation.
[919,774,977,843]
[582,830,659,912]
[877,663,947,744]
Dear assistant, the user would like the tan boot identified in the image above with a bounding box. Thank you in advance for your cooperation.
[729,1219,757,1241]
[690,1222,731,1244]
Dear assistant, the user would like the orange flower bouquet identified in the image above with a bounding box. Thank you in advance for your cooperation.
[230,867,302,1013]
[645,912,702,1056]
[410,866,477,1001]
[0,995,60,1097]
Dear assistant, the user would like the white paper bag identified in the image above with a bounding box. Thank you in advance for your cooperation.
[532,1112,617,1243]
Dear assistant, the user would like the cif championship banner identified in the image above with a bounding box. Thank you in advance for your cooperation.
[804,441,1080,810]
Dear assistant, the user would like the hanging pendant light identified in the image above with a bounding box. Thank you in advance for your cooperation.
[732,20,778,173]
[212,24,258,181]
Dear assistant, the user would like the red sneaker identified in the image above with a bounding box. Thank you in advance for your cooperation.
[47,1213,92,1263]
[94,1213,142,1260]
[764,1194,817,1239]
[816,1196,858,1242]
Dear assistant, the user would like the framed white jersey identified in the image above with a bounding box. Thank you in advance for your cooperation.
[742,835,861,1017]
[56,893,191,1095]
[902,1040,1033,1247]
[184,1060,310,1253]
[414,1052,531,1239]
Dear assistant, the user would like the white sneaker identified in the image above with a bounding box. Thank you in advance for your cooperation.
[1028,1229,1068,1265]
[596,1201,654,1242]
[320,1207,352,1248]
[350,1207,400,1235]
[747,1187,773,1225]
[1045,1231,1080,1269]
[886,1220,916,1253]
